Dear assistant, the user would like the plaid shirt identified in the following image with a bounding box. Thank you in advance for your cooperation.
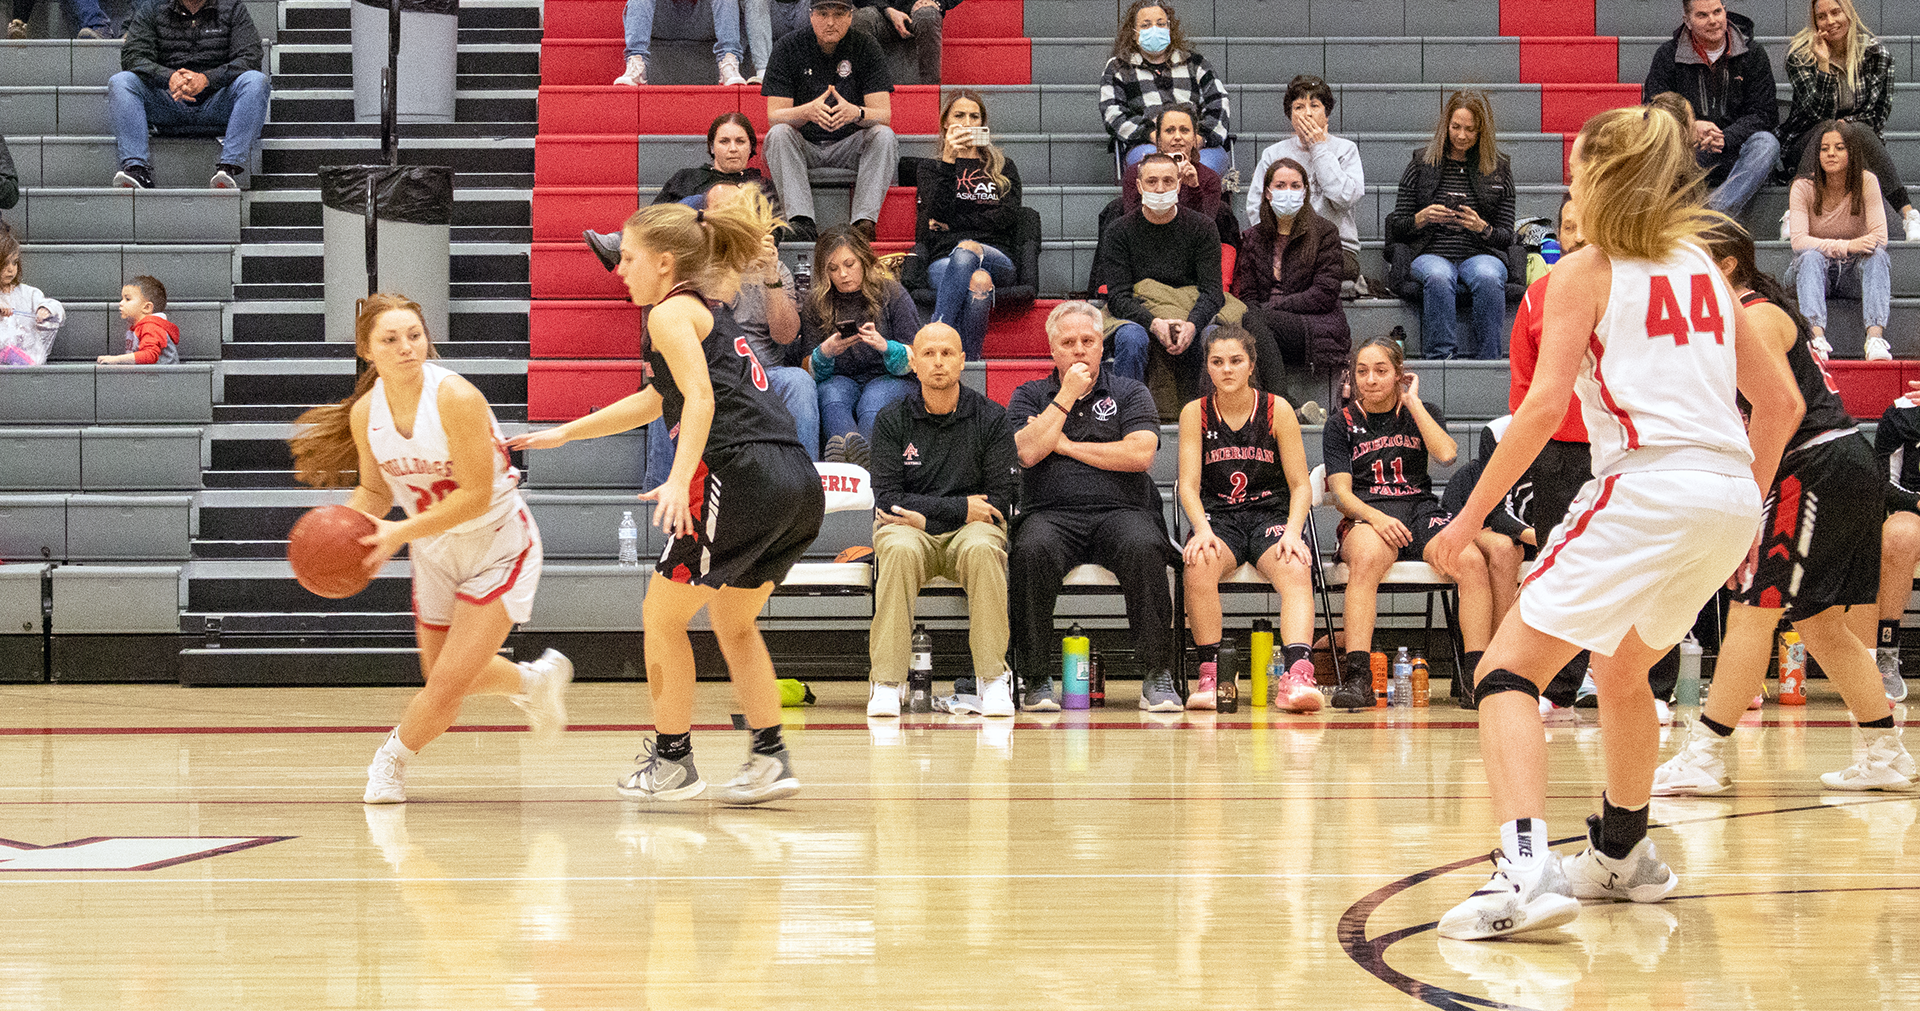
[1780,38,1895,155]
[1098,49,1231,150]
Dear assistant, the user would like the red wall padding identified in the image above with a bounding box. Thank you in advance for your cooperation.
[943,0,1023,38]
[1518,37,1620,85]
[530,301,645,359]
[940,39,1032,85]
[532,186,640,242]
[877,187,917,241]
[536,135,636,187]
[541,0,624,40]
[981,301,1056,359]
[1500,0,1593,37]
[1539,84,1643,133]
[984,360,1053,405]
[538,86,640,134]
[1828,362,1908,420]
[541,39,630,86]
[532,243,632,299]
[528,361,648,421]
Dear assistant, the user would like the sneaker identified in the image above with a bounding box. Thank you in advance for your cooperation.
[716,52,747,85]
[1906,207,1920,242]
[1653,698,1672,725]
[1820,732,1918,792]
[979,671,1016,718]
[1273,658,1326,713]
[937,692,983,715]
[746,74,764,86]
[1748,694,1764,711]
[509,648,574,742]
[716,748,800,805]
[1186,668,1217,711]
[7,19,27,37]
[1865,335,1894,362]
[112,164,154,190]
[209,165,242,190]
[1437,850,1580,940]
[822,434,847,464]
[363,742,408,805]
[1879,647,1907,702]
[76,25,112,39]
[1811,333,1833,358]
[1848,725,1918,779]
[1538,696,1576,725]
[583,229,621,272]
[1330,672,1373,711]
[1140,668,1183,712]
[842,432,871,470]
[866,681,901,717]
[1562,816,1679,903]
[1652,719,1732,796]
[616,740,707,801]
[1779,208,1791,242]
[1573,672,1598,708]
[613,54,647,86]
[1020,675,1059,712]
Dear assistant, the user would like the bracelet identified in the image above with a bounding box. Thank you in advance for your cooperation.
[1047,400,1069,416]
[858,107,866,122]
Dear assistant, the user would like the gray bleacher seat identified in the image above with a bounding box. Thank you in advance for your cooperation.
[19,189,133,243]
[0,494,69,561]
[523,432,647,489]
[36,137,223,190]
[16,245,121,303]
[1311,2,1410,36]
[523,492,657,559]
[1404,0,1502,37]
[1330,84,1542,136]
[80,427,205,491]
[64,494,193,561]
[1027,39,1117,87]
[46,306,111,361]
[1351,132,1566,185]
[0,428,83,491]
[3,137,41,186]
[49,565,183,633]
[0,365,95,424]
[521,563,649,632]
[131,190,244,244]
[122,244,234,301]
[1437,361,1512,421]
[95,364,216,423]
[0,562,46,681]
[57,86,109,133]
[0,87,58,133]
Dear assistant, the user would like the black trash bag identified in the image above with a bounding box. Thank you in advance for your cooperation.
[352,0,458,16]
[319,165,454,226]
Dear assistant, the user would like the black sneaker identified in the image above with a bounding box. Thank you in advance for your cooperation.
[822,434,846,464]
[583,229,621,272]
[1330,673,1374,711]
[113,164,154,189]
[842,432,870,470]
[780,216,818,246]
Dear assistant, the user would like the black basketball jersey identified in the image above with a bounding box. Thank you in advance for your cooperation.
[1739,290,1855,453]
[1200,391,1284,513]
[645,287,803,456]
[1322,399,1446,504]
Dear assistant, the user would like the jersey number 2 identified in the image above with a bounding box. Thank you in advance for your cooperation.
[413,479,457,514]
[734,337,769,392]
[1645,274,1725,346]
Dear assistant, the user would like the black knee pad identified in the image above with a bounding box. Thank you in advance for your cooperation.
[1475,668,1540,702]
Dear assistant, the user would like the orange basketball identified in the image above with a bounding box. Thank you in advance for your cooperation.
[288,505,378,599]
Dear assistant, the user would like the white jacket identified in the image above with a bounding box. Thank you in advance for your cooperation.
[0,283,65,366]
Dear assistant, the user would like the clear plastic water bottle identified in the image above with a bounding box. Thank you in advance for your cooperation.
[908,624,934,712]
[1391,647,1413,710]
[617,510,640,568]
[1676,635,1704,706]
[792,250,812,300]
[1217,638,1239,713]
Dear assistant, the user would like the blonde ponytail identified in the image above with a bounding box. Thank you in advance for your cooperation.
[625,183,781,293]
[1572,106,1724,263]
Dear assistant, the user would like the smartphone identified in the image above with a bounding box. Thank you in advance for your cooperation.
[835,320,860,339]
[970,126,992,148]
[1170,152,1186,164]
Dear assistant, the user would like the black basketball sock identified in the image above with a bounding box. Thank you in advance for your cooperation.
[1699,715,1736,737]
[1861,715,1896,730]
[1282,642,1312,668]
[1345,651,1371,681]
[656,731,692,761]
[750,723,785,756]
[1880,620,1901,649]
[1598,794,1650,861]
[1195,641,1219,665]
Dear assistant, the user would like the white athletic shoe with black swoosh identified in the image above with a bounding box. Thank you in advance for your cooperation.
[1439,849,1580,941]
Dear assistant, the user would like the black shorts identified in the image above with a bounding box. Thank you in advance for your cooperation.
[1734,431,1883,621]
[659,441,825,590]
[1200,506,1292,568]
[1339,496,1452,563]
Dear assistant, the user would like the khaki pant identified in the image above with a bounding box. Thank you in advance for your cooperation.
[870,519,1009,683]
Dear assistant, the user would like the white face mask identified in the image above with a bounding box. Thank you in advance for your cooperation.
[1140,188,1180,213]
[1268,189,1305,217]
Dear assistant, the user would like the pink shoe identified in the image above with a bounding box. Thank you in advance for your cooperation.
[1272,659,1325,713]
[1749,695,1764,711]
[1187,669,1217,711]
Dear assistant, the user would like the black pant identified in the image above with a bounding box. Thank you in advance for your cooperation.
[1008,507,1178,680]
[1241,305,1341,409]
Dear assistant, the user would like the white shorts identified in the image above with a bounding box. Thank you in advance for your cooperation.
[410,502,542,629]
[1519,470,1760,655]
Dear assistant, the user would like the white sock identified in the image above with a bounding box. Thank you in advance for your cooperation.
[1501,817,1549,872]
[383,730,417,761]
[518,662,539,695]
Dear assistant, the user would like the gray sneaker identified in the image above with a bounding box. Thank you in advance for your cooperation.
[716,748,800,805]
[1561,815,1678,903]
[617,740,706,801]
[1880,647,1907,702]
[1020,675,1059,712]
[583,229,621,272]
[1139,668,1183,712]
[842,432,871,470]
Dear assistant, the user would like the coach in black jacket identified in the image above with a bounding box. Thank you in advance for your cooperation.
[107,0,269,190]
[866,323,1020,715]
[1641,1,1778,217]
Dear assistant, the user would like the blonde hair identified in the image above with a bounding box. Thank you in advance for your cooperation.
[624,182,779,295]
[1422,90,1501,176]
[1789,0,1874,94]
[289,294,437,488]
[937,89,1009,196]
[1571,106,1722,262]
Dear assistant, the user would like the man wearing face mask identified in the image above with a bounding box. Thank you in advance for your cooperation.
[1245,75,1365,283]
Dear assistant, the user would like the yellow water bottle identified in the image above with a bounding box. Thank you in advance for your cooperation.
[1250,619,1274,708]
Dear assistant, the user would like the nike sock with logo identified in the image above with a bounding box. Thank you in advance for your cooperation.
[1501,817,1548,872]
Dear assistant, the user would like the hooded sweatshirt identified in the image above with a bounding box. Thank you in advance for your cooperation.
[125,313,181,364]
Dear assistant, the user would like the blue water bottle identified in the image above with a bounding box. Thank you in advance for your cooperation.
[1062,624,1091,709]
[1540,237,1563,265]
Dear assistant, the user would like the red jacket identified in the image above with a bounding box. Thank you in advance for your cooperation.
[126,314,180,364]
[1507,274,1586,444]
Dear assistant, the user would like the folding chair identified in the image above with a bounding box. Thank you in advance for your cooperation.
[1309,465,1465,681]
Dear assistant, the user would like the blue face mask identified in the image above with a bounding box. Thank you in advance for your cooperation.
[1268,190,1305,217]
[1137,25,1171,54]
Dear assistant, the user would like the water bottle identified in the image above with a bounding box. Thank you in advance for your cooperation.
[1411,652,1430,708]
[617,510,640,568]
[1778,630,1807,705]
[1061,623,1091,709]
[908,624,934,713]
[1540,236,1563,265]
[792,250,812,299]
[1217,638,1239,713]
[1391,647,1413,710]
[1089,649,1106,707]
[1676,635,1704,707]
[1249,619,1273,708]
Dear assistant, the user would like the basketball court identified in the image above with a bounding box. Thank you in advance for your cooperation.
[4,680,1912,1009]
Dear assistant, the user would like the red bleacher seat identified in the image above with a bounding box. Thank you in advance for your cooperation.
[1560,133,1576,184]
[541,39,630,87]
[532,243,632,299]
[1500,0,1593,37]
[530,301,645,359]
[533,186,640,242]
[1828,362,1908,420]
[892,85,943,135]
[941,39,1032,85]
[877,187,917,241]
[528,361,649,421]
[1518,37,1621,85]
[1539,84,1642,133]
[541,0,624,39]
[536,135,636,187]
[944,0,1023,38]
[981,300,1056,358]
[984,359,1053,404]
[538,86,641,134]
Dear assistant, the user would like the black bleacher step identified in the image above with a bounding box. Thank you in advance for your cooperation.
[261,145,532,176]
[231,311,528,343]
[179,644,473,686]
[262,120,538,139]
[270,26,544,45]
[241,225,531,244]
[186,612,423,636]
[231,282,533,301]
[192,538,294,558]
[223,370,525,405]
[211,439,295,470]
[213,403,528,423]
[220,338,528,359]
[247,195,532,230]
[250,172,532,192]
[203,471,305,489]
[282,2,539,31]
[240,252,529,285]
[188,573,413,613]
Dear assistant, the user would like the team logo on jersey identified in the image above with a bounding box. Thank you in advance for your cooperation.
[1092,396,1117,420]
[1205,428,1218,439]
[903,442,921,465]
[837,60,853,79]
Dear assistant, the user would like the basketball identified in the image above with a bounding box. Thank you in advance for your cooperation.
[288,505,378,599]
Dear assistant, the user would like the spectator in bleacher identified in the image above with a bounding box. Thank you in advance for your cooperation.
[1641,0,1779,217]
[1385,90,1515,360]
[1099,0,1230,177]
[1232,157,1351,409]
[866,322,1020,718]
[1246,75,1365,285]
[1097,152,1225,413]
[852,0,954,86]
[761,0,898,245]
[108,0,268,190]
[613,0,749,86]
[1780,0,1918,240]
[1322,336,1492,711]
[583,113,778,269]
[0,134,17,215]
[912,89,1023,361]
[0,232,66,367]
[98,274,178,364]
[1118,104,1222,220]
[1006,300,1182,712]
[8,0,114,39]
[802,226,915,460]
[1790,120,1892,360]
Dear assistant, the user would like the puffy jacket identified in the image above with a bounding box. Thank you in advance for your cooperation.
[1641,11,1778,156]
[121,0,263,96]
[0,135,18,211]
[1232,209,1351,371]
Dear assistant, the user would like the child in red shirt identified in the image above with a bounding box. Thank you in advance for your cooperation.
[98,275,179,365]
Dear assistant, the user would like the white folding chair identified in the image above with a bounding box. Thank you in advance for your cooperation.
[1309,464,1465,679]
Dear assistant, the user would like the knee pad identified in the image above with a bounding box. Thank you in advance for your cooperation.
[1474,667,1540,702]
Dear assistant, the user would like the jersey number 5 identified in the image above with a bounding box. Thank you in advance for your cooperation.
[734,336,769,392]
[1646,274,1725,347]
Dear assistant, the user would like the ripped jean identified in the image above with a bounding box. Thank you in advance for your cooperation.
[928,242,1014,360]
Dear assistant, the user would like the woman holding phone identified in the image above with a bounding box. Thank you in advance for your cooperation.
[914,89,1025,361]
[801,226,917,463]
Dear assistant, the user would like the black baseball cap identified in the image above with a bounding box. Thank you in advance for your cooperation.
[809,0,853,9]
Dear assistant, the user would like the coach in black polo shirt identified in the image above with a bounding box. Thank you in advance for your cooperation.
[761,0,898,244]
[1006,300,1183,713]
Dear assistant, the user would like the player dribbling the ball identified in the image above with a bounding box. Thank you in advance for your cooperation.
[290,293,571,804]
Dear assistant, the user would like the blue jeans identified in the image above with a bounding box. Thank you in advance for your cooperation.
[1791,246,1891,332]
[1124,142,1230,176]
[1409,252,1508,360]
[1109,322,1151,383]
[624,0,742,59]
[1703,130,1779,218]
[929,243,1015,360]
[108,69,271,169]
[14,0,109,32]
[743,0,772,76]
[645,364,820,487]
[818,373,913,443]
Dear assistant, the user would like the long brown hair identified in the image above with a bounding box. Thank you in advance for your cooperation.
[1800,119,1867,218]
[0,230,20,289]
[1422,90,1501,176]
[808,226,887,327]
[1111,0,1191,61]
[289,294,437,488]
[1255,157,1315,236]
[937,89,1009,195]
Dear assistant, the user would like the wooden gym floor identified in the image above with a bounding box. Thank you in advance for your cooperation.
[2,681,1915,1010]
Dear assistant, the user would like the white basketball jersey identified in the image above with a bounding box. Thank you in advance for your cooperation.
[1577,243,1753,479]
[367,361,520,534]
